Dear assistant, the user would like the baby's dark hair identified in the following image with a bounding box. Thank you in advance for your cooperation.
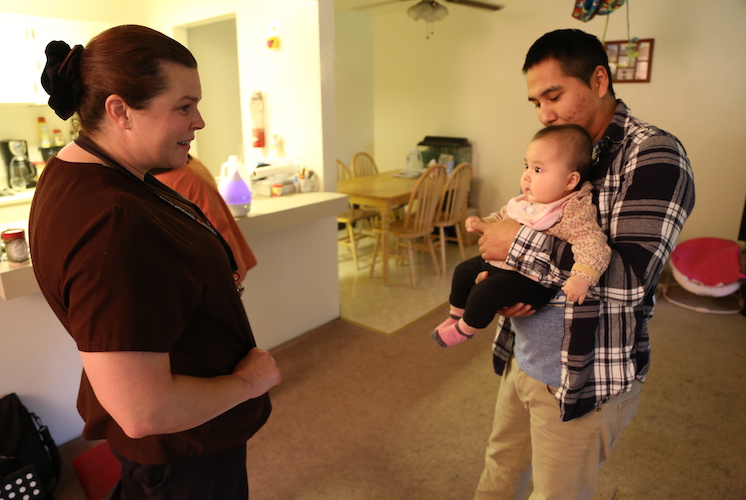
[532,124,592,185]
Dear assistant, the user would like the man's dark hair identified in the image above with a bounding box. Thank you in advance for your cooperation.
[522,29,615,97]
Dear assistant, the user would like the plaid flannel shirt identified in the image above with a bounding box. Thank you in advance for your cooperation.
[492,100,696,421]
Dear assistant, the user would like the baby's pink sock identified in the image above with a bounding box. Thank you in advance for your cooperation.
[431,318,478,347]
[433,306,464,332]
[434,312,461,332]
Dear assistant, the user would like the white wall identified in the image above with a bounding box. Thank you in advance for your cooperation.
[337,0,746,242]
[0,294,83,445]
[186,18,243,175]
[241,217,340,349]
[334,11,375,169]
[0,0,136,21]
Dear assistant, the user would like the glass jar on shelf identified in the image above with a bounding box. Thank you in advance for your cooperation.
[1,229,30,264]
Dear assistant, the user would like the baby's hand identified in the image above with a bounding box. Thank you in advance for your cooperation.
[563,276,591,305]
[465,216,483,234]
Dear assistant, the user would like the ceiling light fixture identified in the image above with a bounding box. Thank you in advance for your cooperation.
[407,0,449,38]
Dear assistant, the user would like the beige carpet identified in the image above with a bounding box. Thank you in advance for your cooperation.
[56,273,746,500]
[245,295,746,500]
[246,303,500,500]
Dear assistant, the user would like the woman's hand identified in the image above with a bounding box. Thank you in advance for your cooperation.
[81,347,281,440]
[232,348,281,400]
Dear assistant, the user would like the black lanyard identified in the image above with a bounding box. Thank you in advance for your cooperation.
[74,135,244,295]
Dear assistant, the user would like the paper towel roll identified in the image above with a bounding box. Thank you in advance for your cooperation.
[250,163,296,180]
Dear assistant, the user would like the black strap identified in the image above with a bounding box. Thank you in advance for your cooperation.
[32,411,61,492]
[73,135,243,293]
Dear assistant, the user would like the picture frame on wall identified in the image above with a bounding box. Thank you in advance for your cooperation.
[604,38,654,83]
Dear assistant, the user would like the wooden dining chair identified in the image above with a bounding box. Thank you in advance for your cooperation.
[432,162,473,272]
[351,152,379,178]
[337,159,377,269]
[337,159,351,181]
[349,152,385,215]
[369,164,447,288]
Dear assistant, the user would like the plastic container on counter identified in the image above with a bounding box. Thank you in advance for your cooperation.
[2,228,30,264]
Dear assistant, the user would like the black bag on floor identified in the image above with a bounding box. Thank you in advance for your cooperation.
[0,393,61,499]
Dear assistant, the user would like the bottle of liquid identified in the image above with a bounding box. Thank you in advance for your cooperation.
[218,155,252,217]
[38,117,51,148]
[438,153,454,175]
[53,129,65,147]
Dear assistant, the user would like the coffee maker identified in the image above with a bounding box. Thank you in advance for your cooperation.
[0,140,37,192]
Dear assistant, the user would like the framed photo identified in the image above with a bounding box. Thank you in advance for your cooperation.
[604,38,654,83]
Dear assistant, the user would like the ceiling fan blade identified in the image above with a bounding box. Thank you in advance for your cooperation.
[352,0,411,11]
[443,0,504,11]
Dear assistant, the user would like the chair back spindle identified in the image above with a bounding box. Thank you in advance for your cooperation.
[337,158,376,269]
[368,163,447,288]
[337,159,352,181]
[433,162,473,271]
[405,165,448,236]
[351,152,379,178]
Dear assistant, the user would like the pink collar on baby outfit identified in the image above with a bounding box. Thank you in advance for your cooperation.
[505,191,576,231]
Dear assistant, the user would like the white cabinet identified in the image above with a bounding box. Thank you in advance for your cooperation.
[0,18,40,104]
[0,14,111,105]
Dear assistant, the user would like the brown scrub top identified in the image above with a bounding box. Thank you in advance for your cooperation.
[29,155,271,465]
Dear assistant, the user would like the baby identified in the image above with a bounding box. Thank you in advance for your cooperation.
[432,124,611,347]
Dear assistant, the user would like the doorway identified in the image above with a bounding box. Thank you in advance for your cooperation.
[185,17,243,177]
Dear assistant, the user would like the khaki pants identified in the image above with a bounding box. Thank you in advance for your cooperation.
[475,356,642,500]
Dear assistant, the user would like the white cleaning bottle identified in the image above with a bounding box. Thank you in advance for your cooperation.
[218,155,252,217]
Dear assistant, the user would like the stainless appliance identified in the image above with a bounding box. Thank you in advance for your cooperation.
[0,140,37,192]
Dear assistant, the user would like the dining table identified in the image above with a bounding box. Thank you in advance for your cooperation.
[337,170,419,286]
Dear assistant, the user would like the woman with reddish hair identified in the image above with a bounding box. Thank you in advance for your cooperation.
[31,25,280,499]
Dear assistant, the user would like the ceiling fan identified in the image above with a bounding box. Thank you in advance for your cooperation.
[353,0,504,13]
[352,0,503,38]
[352,0,503,19]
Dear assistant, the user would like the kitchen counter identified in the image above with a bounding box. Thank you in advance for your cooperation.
[0,191,347,300]
[236,191,347,236]
[0,189,35,222]
[0,189,35,206]
[0,259,37,300]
